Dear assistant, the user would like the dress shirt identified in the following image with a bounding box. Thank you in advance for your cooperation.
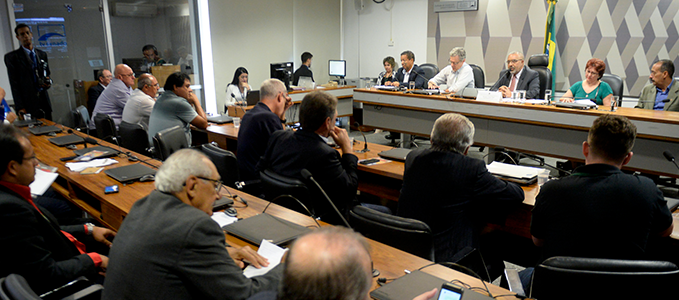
[654,80,673,110]
[509,68,523,91]
[225,84,249,106]
[428,63,474,93]
[122,89,155,129]
[90,78,132,128]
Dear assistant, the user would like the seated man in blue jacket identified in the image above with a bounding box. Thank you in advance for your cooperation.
[386,50,428,89]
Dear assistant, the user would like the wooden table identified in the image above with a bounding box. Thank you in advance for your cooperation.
[286,85,355,123]
[354,88,679,177]
[23,121,518,299]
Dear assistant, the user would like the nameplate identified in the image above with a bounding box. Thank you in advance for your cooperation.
[475,91,502,103]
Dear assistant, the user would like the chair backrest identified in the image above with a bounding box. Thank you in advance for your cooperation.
[72,105,91,131]
[1,274,41,300]
[200,143,239,188]
[419,63,440,81]
[600,73,624,105]
[259,169,313,215]
[530,256,679,299]
[118,121,150,156]
[348,205,435,261]
[93,113,117,142]
[468,64,485,88]
[527,54,552,100]
[152,125,188,161]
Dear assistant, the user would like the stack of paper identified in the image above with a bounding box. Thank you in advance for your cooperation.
[487,161,541,180]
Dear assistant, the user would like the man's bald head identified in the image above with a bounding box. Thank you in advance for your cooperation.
[114,64,135,87]
[281,227,372,300]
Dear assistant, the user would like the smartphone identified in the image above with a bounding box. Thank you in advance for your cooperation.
[437,283,463,300]
[104,185,119,194]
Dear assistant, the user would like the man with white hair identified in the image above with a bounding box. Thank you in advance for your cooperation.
[103,149,282,300]
[397,113,524,263]
[428,47,475,93]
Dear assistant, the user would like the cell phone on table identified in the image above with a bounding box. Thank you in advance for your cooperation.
[104,185,119,194]
[437,282,463,300]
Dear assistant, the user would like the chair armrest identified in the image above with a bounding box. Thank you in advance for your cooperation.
[503,268,525,297]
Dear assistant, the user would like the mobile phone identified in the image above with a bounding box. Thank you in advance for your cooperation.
[104,185,119,194]
[437,283,463,300]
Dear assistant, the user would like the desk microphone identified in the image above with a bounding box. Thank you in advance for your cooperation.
[300,169,351,228]
[231,93,247,115]
[409,70,430,90]
[663,150,679,171]
[354,122,369,153]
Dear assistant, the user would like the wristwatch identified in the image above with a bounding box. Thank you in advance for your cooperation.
[85,222,95,235]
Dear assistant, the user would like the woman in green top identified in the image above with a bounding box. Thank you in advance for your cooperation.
[559,58,614,106]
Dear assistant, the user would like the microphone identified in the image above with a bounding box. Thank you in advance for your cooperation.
[231,93,246,115]
[663,150,679,171]
[354,122,369,153]
[300,169,351,228]
[410,70,430,89]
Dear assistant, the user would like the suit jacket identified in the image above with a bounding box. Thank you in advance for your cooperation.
[87,83,105,115]
[257,130,359,223]
[103,190,282,300]
[397,148,524,263]
[292,65,314,86]
[395,65,427,89]
[635,81,679,111]
[0,184,96,294]
[490,66,541,99]
[4,47,52,115]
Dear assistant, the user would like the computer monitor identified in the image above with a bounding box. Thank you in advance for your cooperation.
[270,62,293,91]
[122,58,145,77]
[329,60,346,78]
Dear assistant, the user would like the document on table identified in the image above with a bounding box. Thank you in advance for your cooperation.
[243,240,288,278]
[487,161,540,179]
[211,212,237,227]
[29,168,59,196]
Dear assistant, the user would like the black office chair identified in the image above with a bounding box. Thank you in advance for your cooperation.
[419,63,440,81]
[93,113,117,143]
[1,274,102,300]
[259,169,315,216]
[152,125,189,161]
[523,257,679,299]
[601,73,624,106]
[469,64,485,88]
[527,54,552,100]
[71,105,91,131]
[348,205,435,261]
[200,143,239,188]
[118,121,151,156]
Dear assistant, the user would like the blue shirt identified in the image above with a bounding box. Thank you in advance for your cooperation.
[654,80,673,110]
[1,99,11,122]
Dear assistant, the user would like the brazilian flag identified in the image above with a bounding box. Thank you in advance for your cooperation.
[544,0,557,91]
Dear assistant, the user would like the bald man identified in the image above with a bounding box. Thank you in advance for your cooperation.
[122,73,159,129]
[91,64,135,129]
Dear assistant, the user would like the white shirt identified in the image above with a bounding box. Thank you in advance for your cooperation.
[509,67,524,91]
[402,67,413,83]
[428,63,475,93]
[225,84,249,106]
[122,89,155,129]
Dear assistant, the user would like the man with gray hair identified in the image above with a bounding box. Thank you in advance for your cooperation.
[237,78,293,183]
[428,47,475,93]
[87,69,112,115]
[397,113,523,263]
[103,149,282,300]
[489,51,540,99]
[121,73,158,129]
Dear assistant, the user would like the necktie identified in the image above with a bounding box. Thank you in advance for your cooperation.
[29,51,37,69]
[509,74,517,91]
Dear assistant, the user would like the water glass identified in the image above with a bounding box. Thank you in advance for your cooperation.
[610,96,619,111]
[233,117,241,128]
[538,169,550,186]
[409,81,415,90]
[545,90,552,102]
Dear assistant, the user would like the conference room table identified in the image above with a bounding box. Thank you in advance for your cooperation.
[286,85,355,123]
[353,88,679,178]
[22,120,519,299]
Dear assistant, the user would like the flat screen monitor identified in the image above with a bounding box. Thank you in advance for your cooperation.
[329,60,346,78]
[122,58,145,77]
[270,62,293,91]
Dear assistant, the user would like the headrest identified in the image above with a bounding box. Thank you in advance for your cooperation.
[528,54,549,67]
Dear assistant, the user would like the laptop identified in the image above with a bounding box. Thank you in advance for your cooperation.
[48,134,85,147]
[460,87,480,99]
[378,148,412,162]
[28,125,62,136]
[370,270,493,300]
[246,90,260,106]
[555,101,597,110]
[74,146,119,158]
[104,163,156,184]
[223,213,312,246]
[666,197,679,212]
[376,85,399,91]
[207,115,234,124]
[12,119,42,127]
[410,89,441,95]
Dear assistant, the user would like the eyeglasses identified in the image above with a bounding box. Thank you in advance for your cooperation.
[197,176,224,194]
[449,59,462,65]
[122,73,135,77]
[506,59,522,65]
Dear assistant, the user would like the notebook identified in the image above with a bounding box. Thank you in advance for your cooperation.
[411,89,441,95]
[378,148,412,162]
[246,90,260,105]
[207,115,234,124]
[28,125,62,136]
[12,119,42,127]
[73,146,119,158]
[48,134,85,146]
[666,197,679,212]
[555,101,597,110]
[486,162,539,186]
[223,213,312,246]
[370,270,494,300]
[104,164,156,183]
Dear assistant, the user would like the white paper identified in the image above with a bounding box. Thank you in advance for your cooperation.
[29,168,59,196]
[65,158,118,172]
[574,99,597,105]
[487,161,542,179]
[211,211,237,227]
[243,240,288,278]
[524,99,548,105]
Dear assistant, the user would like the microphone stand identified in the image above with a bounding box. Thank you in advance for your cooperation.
[300,169,351,228]
[354,122,369,153]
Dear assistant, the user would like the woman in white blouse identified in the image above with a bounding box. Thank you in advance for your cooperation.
[225,67,251,108]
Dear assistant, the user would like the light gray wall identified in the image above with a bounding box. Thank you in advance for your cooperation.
[1,0,14,101]
[208,0,340,113]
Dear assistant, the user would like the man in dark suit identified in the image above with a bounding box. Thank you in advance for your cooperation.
[292,52,314,86]
[87,69,112,116]
[490,51,540,99]
[397,113,524,263]
[4,24,53,120]
[103,149,281,300]
[0,124,114,294]
[257,91,358,224]
[386,50,427,89]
